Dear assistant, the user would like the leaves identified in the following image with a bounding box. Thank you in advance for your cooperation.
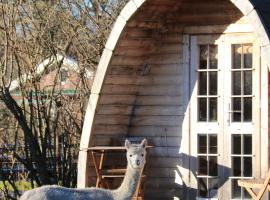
[0,0,128,197]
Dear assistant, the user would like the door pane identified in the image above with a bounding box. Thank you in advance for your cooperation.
[198,156,207,175]
[231,43,253,124]
[209,98,217,122]
[209,72,217,95]
[243,157,252,176]
[232,71,241,95]
[232,179,241,199]
[244,135,252,154]
[209,156,218,176]
[209,45,218,69]
[199,72,207,95]
[232,135,241,154]
[197,44,218,122]
[244,71,252,95]
[231,134,253,198]
[232,98,241,122]
[209,135,217,154]
[198,135,207,154]
[243,44,253,69]
[208,178,219,198]
[197,134,218,198]
[232,157,241,176]
[198,98,207,121]
[200,45,208,69]
[232,44,241,69]
[198,178,208,197]
[244,97,252,122]
[244,189,252,199]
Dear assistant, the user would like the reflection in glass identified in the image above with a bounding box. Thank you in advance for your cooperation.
[199,72,207,95]
[232,179,241,199]
[209,45,218,69]
[233,157,241,176]
[244,189,252,199]
[209,156,218,176]
[198,98,207,121]
[208,179,219,198]
[198,156,207,175]
[198,44,219,123]
[198,178,208,197]
[244,157,252,177]
[232,135,241,154]
[198,134,219,198]
[209,135,217,154]
[198,178,219,198]
[231,44,253,124]
[197,134,218,198]
[232,71,241,95]
[198,135,207,154]
[209,98,217,122]
[231,134,253,198]
[244,97,252,122]
[244,135,252,155]
[243,44,253,69]
[232,98,241,122]
[200,45,208,69]
[233,44,241,69]
[244,71,252,95]
[209,72,217,95]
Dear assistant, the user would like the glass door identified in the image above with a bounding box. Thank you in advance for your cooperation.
[223,34,260,199]
[190,35,224,199]
[189,33,260,199]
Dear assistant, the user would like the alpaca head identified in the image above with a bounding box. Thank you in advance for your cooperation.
[125,139,147,169]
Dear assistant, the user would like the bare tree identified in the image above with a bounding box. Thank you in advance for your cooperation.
[0,0,128,198]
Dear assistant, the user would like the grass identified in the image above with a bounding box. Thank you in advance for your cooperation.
[0,181,35,191]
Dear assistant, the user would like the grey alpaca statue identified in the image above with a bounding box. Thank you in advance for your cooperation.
[20,139,147,200]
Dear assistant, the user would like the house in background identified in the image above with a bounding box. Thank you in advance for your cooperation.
[0,55,94,181]
[10,54,94,95]
[9,54,94,124]
[77,0,270,199]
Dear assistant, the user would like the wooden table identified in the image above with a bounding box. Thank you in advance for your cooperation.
[83,146,153,200]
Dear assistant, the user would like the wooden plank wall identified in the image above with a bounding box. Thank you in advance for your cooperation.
[87,0,244,199]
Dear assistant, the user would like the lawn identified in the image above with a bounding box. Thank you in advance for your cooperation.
[0,181,34,191]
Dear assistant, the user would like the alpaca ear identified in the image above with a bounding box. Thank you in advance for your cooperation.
[140,139,147,148]
[125,139,131,149]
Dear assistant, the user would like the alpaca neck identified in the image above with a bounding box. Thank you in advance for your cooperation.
[113,164,142,200]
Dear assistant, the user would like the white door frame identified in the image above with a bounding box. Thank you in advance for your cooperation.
[189,34,224,200]
[222,33,261,199]
[182,31,267,199]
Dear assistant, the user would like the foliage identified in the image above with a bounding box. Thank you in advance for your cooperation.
[0,181,34,191]
[0,0,128,198]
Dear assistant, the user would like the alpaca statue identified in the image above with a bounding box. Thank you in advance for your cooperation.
[20,139,147,200]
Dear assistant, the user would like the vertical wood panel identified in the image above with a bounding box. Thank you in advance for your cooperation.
[87,0,245,198]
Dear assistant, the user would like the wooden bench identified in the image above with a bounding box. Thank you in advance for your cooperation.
[238,169,270,200]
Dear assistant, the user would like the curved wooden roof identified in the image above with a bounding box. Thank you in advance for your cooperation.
[78,0,270,189]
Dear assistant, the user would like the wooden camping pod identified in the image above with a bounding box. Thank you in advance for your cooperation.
[78,0,270,199]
